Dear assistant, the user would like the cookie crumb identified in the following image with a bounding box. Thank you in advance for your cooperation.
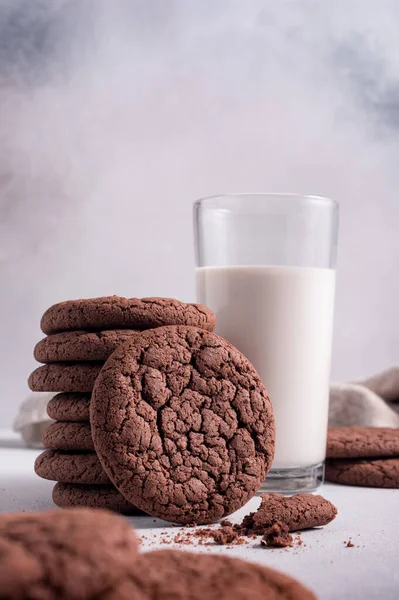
[212,526,244,546]
[144,494,337,551]
[346,540,355,548]
[193,526,245,546]
[261,522,293,548]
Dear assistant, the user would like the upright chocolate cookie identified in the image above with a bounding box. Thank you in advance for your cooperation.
[327,426,399,458]
[41,296,216,334]
[325,457,399,488]
[47,393,91,422]
[104,550,316,600]
[53,483,142,515]
[34,330,140,363]
[0,507,138,599]
[42,421,94,451]
[35,449,110,484]
[91,326,275,525]
[28,363,102,392]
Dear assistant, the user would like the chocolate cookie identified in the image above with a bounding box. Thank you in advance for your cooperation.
[91,326,275,525]
[47,393,91,421]
[41,296,216,334]
[327,426,399,459]
[325,457,399,487]
[35,449,110,484]
[34,330,140,363]
[241,493,337,533]
[52,483,143,515]
[28,363,102,392]
[42,421,94,451]
[0,507,138,599]
[104,550,316,600]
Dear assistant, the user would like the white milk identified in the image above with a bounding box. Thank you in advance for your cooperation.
[196,265,335,469]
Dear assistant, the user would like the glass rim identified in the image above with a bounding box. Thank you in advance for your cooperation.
[194,192,338,210]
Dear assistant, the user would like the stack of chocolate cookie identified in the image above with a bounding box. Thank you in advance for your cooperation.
[325,426,399,488]
[32,298,276,524]
[31,297,217,513]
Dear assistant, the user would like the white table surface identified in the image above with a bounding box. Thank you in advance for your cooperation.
[1,431,398,600]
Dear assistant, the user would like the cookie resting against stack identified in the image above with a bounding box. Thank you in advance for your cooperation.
[31,297,217,514]
[31,296,276,523]
[0,508,316,600]
[325,426,399,487]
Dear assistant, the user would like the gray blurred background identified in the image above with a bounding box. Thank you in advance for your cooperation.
[0,0,398,427]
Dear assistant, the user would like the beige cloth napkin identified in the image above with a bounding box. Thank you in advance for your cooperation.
[329,367,399,427]
[13,393,54,448]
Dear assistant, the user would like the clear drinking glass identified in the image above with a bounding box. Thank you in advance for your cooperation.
[194,193,339,493]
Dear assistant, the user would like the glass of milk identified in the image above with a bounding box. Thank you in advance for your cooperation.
[194,193,338,493]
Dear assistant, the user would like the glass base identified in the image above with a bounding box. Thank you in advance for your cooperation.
[258,462,324,494]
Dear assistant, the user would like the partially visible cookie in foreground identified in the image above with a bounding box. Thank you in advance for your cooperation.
[41,296,216,334]
[52,483,143,515]
[47,393,91,422]
[325,457,399,488]
[0,508,138,600]
[241,493,337,534]
[104,550,316,600]
[28,363,102,392]
[91,326,275,524]
[42,422,94,451]
[327,426,399,459]
[34,330,140,363]
[35,449,110,484]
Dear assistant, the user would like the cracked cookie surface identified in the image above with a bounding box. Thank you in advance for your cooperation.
[327,426,399,458]
[90,326,275,524]
[42,422,94,451]
[41,296,216,334]
[35,330,140,362]
[35,449,110,484]
[103,549,316,600]
[28,363,102,392]
[47,393,91,421]
[52,483,143,515]
[325,457,399,487]
[0,508,138,599]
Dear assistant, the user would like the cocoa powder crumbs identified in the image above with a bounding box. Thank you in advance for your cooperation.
[139,520,306,550]
[174,534,195,545]
[295,536,304,547]
[192,526,246,546]
[209,526,245,546]
[139,493,336,550]
[261,522,293,548]
[220,520,233,527]
[139,523,249,548]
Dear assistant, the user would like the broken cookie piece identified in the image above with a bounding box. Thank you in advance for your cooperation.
[261,521,293,548]
[242,493,337,534]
